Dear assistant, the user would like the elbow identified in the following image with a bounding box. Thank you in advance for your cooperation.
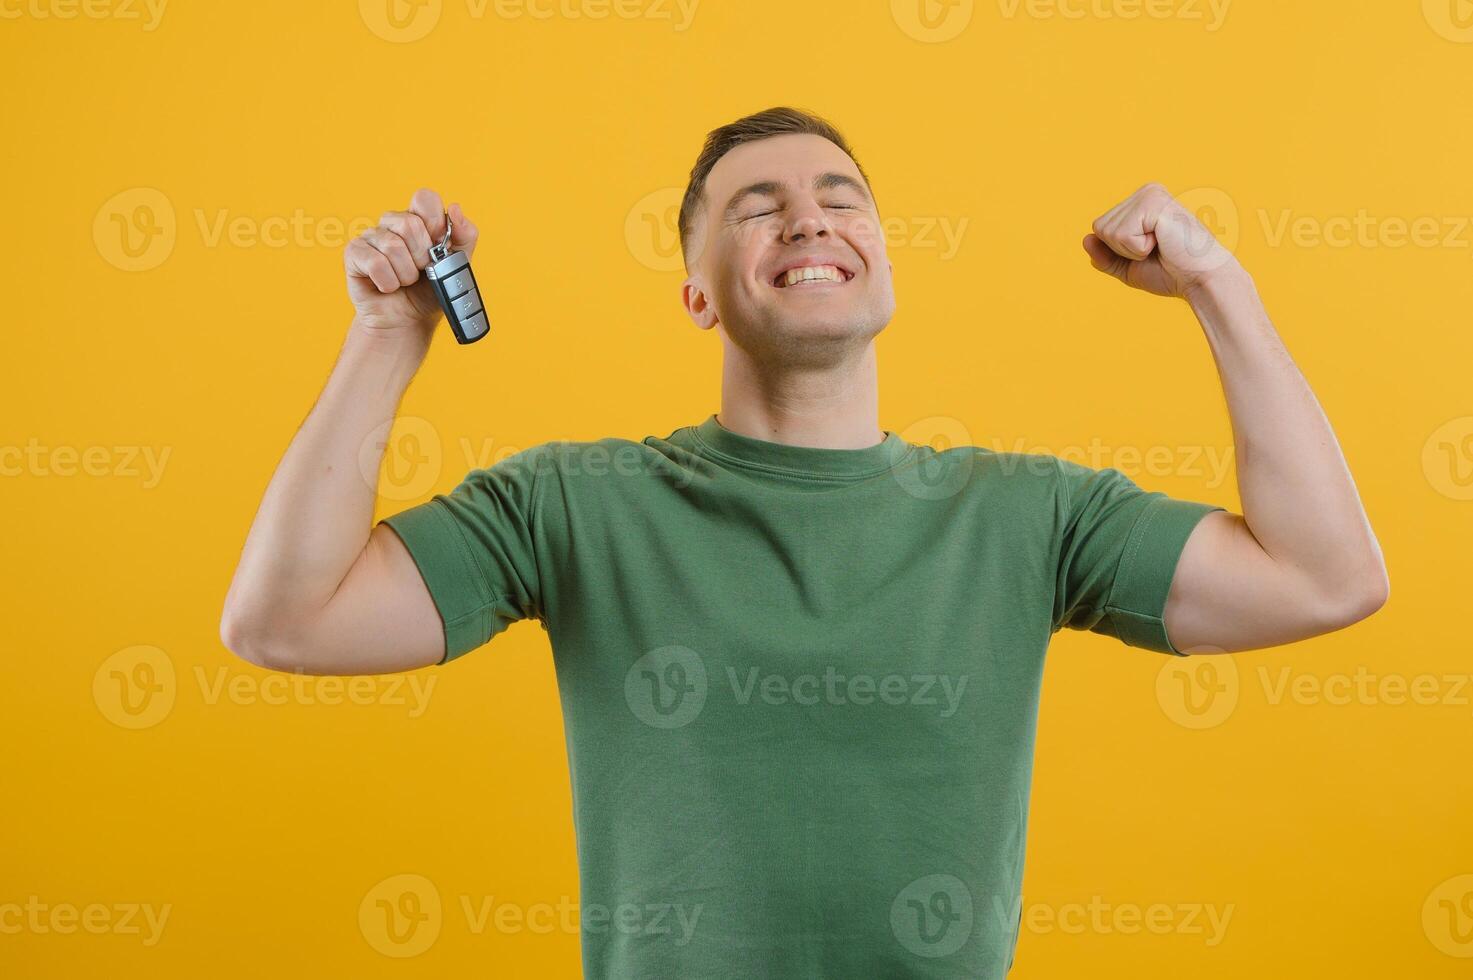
[1353,545,1392,620]
[219,603,307,673]
[1319,560,1390,630]
[1355,563,1391,620]
[218,604,271,668]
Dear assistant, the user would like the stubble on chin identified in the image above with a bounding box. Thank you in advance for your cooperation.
[722,307,885,371]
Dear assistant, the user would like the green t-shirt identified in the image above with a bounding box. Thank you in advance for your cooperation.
[380,414,1223,978]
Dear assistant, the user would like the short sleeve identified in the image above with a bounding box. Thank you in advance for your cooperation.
[1050,456,1224,655]
[378,446,549,664]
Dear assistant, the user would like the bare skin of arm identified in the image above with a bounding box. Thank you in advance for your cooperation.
[220,188,478,675]
[1083,183,1389,655]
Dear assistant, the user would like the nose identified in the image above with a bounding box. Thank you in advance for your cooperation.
[782,197,833,244]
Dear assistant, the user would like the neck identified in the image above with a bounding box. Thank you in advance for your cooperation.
[716,339,884,450]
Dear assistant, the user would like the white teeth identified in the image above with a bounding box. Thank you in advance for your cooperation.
[781,264,844,287]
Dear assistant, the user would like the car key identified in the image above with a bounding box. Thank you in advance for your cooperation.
[424,209,489,344]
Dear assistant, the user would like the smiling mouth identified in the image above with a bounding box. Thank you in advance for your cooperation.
[771,264,856,288]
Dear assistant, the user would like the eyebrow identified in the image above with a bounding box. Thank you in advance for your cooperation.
[721,172,871,221]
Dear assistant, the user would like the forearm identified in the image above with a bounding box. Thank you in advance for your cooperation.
[1185,264,1387,604]
[222,320,426,646]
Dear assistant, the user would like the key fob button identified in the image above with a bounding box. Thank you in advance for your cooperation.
[442,269,474,298]
[451,289,482,320]
[460,311,488,340]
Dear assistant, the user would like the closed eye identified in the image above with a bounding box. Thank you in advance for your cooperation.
[745,203,861,220]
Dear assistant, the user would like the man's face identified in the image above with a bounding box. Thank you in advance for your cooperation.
[682,133,896,366]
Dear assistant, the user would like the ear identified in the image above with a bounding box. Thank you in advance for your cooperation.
[681,277,719,331]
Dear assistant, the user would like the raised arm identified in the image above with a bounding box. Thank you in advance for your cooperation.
[1082,183,1389,654]
[220,188,479,675]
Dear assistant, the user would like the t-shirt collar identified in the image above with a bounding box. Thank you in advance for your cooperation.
[691,413,911,481]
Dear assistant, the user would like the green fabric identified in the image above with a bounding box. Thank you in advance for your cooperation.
[379,415,1223,978]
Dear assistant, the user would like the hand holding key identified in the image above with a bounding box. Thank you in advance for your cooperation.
[344,188,483,341]
[424,210,489,344]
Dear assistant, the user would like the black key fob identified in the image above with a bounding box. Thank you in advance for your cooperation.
[424,210,488,344]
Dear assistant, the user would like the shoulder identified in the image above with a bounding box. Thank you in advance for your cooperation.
[483,436,694,500]
[508,436,656,468]
[895,441,1065,497]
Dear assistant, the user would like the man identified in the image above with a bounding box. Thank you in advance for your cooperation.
[220,107,1388,977]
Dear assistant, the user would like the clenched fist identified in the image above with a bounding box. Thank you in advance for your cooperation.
[1083,183,1238,299]
[345,187,480,335]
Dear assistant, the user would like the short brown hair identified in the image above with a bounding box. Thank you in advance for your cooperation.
[677,106,875,267]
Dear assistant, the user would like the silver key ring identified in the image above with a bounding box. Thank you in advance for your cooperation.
[439,209,453,252]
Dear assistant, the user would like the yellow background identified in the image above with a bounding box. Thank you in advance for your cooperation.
[4,0,1471,975]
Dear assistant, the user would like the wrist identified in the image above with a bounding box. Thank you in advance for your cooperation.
[343,317,430,392]
[1181,260,1270,346]
[1184,259,1254,307]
